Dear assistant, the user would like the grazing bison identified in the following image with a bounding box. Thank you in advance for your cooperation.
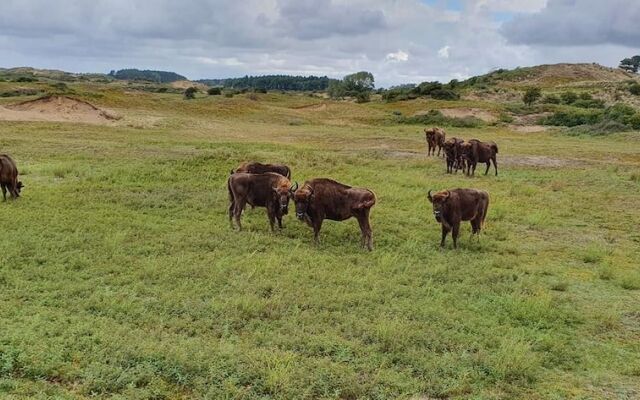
[425,127,446,157]
[461,139,498,176]
[228,172,296,231]
[233,161,291,179]
[293,178,376,250]
[0,154,23,201]
[443,137,465,174]
[427,188,489,249]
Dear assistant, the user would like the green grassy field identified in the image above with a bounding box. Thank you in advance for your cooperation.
[1,88,639,399]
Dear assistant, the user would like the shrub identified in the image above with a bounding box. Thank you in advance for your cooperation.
[560,91,578,104]
[542,94,561,104]
[184,87,198,100]
[254,88,267,94]
[355,91,370,103]
[523,87,542,106]
[541,109,603,127]
[398,109,484,128]
[207,87,222,95]
[430,88,460,100]
[15,76,37,82]
[224,92,234,98]
[604,103,636,124]
[565,120,630,136]
[573,99,606,109]
[579,92,593,100]
[629,83,640,96]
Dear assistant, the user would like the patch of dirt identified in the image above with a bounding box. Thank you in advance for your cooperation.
[0,96,120,124]
[170,80,209,90]
[501,155,580,167]
[433,108,497,122]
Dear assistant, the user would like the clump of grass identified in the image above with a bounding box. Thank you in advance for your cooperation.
[550,281,568,291]
[597,264,614,280]
[581,245,607,264]
[618,274,640,290]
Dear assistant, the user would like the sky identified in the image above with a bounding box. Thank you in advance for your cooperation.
[1,0,639,87]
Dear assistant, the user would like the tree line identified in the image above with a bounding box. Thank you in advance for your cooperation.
[108,69,187,83]
[197,75,335,91]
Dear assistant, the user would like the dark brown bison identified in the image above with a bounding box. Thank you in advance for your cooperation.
[427,188,489,248]
[293,178,376,250]
[424,127,446,157]
[233,162,291,179]
[443,137,465,174]
[0,154,23,201]
[228,172,296,231]
[461,139,498,176]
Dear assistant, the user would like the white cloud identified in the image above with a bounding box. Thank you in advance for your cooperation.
[437,46,450,59]
[386,50,409,62]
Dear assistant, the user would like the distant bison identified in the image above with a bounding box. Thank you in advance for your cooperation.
[428,188,489,248]
[461,139,498,176]
[0,154,23,201]
[233,162,291,179]
[443,137,465,173]
[228,172,296,231]
[293,178,376,250]
[425,127,446,157]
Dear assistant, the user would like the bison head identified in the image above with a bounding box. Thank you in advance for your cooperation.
[273,180,295,215]
[293,185,313,220]
[427,189,450,223]
[16,181,23,195]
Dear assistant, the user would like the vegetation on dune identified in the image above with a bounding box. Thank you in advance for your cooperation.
[0,66,639,398]
[198,75,335,91]
[109,68,187,83]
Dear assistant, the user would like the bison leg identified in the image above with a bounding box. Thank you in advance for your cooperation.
[277,216,283,229]
[267,210,276,232]
[1,184,6,201]
[312,218,323,245]
[484,161,491,175]
[492,156,498,176]
[233,199,246,230]
[452,222,460,249]
[440,224,450,248]
[357,209,373,251]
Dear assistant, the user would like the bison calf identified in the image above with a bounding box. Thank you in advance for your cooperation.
[293,178,376,250]
[427,188,489,249]
[0,154,23,201]
[233,161,291,179]
[425,127,446,157]
[228,172,296,231]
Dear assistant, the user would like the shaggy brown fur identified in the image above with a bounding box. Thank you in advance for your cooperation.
[427,188,489,248]
[424,127,446,157]
[0,154,23,201]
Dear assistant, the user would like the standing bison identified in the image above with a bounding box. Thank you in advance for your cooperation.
[293,178,376,250]
[233,162,291,179]
[427,188,489,249]
[0,154,23,201]
[443,137,465,174]
[461,139,498,176]
[425,127,446,157]
[228,172,296,231]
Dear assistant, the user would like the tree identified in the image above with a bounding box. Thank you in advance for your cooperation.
[184,87,198,100]
[523,87,542,106]
[619,56,640,73]
[328,71,375,102]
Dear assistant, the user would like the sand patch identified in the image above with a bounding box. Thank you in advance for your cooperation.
[0,96,120,124]
[417,108,497,122]
[170,80,209,91]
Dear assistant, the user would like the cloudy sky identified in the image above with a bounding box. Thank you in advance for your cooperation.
[1,0,638,87]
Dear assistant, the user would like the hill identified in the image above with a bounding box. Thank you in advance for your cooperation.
[109,68,187,83]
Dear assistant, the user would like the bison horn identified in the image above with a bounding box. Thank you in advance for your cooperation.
[427,189,433,202]
[290,181,299,192]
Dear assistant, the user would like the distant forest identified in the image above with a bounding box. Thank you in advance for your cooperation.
[109,69,187,83]
[197,75,336,91]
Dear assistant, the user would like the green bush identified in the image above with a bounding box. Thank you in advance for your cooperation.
[542,94,561,104]
[207,87,222,95]
[541,109,603,127]
[629,83,640,96]
[430,88,460,100]
[523,87,542,106]
[604,103,636,124]
[573,99,606,109]
[561,91,578,104]
[398,109,484,128]
[184,87,198,100]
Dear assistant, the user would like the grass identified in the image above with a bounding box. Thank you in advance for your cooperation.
[0,86,639,399]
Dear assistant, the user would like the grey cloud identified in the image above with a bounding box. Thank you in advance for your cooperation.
[502,0,640,47]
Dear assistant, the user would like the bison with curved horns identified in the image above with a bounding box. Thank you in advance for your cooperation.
[460,139,498,176]
[427,188,489,249]
[0,154,23,201]
[293,178,376,250]
[425,127,446,157]
[228,172,297,231]
[233,161,291,179]
[443,137,465,174]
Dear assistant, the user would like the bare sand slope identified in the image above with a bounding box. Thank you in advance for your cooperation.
[0,96,120,124]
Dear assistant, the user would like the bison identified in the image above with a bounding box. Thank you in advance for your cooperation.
[461,139,498,176]
[443,137,465,174]
[427,188,489,249]
[228,172,296,231]
[0,154,23,201]
[233,161,291,179]
[293,178,376,250]
[425,127,446,157]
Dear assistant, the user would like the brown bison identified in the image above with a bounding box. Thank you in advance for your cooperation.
[461,139,498,176]
[233,161,291,179]
[424,127,446,157]
[0,154,23,201]
[443,137,465,174]
[228,172,296,231]
[427,188,489,248]
[293,178,376,250]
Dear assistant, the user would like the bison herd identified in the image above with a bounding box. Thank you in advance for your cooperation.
[3,127,499,250]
